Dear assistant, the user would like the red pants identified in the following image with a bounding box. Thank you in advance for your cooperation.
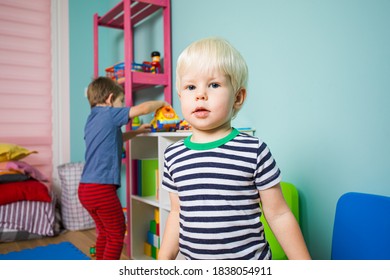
[78,183,125,260]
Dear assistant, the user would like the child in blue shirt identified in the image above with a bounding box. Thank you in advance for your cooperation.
[79,76,167,259]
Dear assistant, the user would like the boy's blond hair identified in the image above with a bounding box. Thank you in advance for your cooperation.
[87,76,124,108]
[176,37,248,95]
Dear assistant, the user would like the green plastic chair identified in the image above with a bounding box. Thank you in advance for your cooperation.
[260,182,300,260]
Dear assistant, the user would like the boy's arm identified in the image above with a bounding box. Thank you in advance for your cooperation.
[158,192,180,260]
[129,100,169,119]
[122,124,151,142]
[259,183,311,260]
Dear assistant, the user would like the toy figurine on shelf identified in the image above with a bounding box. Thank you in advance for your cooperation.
[151,51,161,74]
[150,105,180,132]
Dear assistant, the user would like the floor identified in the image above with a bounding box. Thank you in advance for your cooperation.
[0,228,128,260]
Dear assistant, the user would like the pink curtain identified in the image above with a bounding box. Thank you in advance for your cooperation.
[0,0,53,183]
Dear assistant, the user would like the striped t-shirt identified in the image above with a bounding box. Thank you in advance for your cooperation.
[162,128,281,260]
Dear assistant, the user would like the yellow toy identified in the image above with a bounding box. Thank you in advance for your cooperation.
[150,106,180,132]
[178,119,191,131]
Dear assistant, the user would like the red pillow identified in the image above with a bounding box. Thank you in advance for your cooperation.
[0,179,51,206]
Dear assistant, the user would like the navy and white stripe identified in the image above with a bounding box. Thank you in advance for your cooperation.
[162,131,281,260]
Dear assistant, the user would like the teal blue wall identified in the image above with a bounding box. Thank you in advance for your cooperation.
[69,0,390,259]
[69,0,117,162]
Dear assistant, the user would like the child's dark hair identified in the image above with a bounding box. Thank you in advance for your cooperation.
[87,76,124,107]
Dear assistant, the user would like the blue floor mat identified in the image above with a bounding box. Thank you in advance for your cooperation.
[0,241,90,260]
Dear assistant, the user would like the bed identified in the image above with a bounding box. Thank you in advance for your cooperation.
[0,143,60,242]
[0,193,59,242]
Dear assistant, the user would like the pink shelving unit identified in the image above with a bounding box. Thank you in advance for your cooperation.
[93,0,172,259]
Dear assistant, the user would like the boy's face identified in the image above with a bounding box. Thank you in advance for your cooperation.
[178,66,236,133]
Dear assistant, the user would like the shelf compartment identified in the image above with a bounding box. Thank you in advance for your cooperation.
[131,199,158,260]
[118,72,169,91]
[130,135,158,159]
[132,194,159,208]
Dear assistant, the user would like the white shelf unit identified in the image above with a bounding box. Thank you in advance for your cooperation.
[129,132,190,260]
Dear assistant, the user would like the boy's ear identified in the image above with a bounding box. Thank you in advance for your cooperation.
[105,93,114,105]
[233,88,246,110]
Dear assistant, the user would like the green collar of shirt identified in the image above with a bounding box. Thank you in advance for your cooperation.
[184,128,240,150]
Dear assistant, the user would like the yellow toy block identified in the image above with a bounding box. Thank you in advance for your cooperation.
[154,208,160,223]
[144,242,152,257]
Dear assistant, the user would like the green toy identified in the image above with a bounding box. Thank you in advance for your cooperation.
[132,116,141,130]
[90,245,96,257]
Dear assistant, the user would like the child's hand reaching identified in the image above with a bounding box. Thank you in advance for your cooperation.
[136,123,152,134]
[123,123,152,142]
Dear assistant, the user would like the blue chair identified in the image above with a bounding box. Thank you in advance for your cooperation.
[331,192,390,260]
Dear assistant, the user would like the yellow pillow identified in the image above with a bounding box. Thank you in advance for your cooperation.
[0,143,38,162]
